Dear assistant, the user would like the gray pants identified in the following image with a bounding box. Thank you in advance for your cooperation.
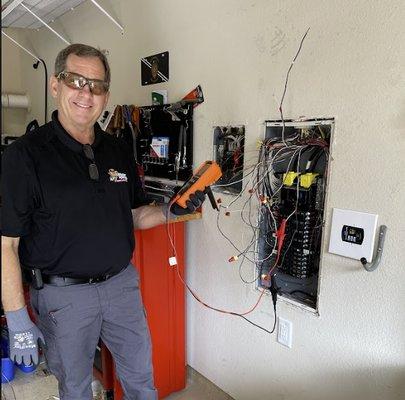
[30,265,158,400]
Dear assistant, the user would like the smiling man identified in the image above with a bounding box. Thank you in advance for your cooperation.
[1,44,205,400]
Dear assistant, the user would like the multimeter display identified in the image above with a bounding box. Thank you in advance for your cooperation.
[176,163,211,197]
[341,225,364,245]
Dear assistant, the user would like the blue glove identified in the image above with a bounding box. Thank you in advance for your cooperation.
[170,190,206,216]
[6,306,45,366]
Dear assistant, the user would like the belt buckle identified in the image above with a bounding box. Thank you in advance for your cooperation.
[89,275,109,284]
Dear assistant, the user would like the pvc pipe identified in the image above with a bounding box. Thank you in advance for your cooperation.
[1,93,30,109]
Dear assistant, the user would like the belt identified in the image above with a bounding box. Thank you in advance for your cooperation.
[41,266,127,286]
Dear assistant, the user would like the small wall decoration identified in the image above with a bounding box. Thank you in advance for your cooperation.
[141,51,169,85]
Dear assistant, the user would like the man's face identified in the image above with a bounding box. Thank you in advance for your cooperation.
[50,54,109,133]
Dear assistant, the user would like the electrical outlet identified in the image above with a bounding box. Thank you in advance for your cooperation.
[277,317,292,348]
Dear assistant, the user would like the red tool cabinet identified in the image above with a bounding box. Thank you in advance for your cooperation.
[94,220,188,399]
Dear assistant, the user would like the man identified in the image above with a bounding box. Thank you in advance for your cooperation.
[1,43,204,400]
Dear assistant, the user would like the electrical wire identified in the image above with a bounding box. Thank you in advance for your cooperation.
[239,304,277,335]
[165,201,275,334]
[162,139,325,331]
[279,27,310,146]
[162,110,329,333]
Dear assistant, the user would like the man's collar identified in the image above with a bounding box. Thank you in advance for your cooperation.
[51,110,103,153]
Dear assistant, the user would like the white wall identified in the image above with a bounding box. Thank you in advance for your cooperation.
[1,28,32,135]
[3,1,405,399]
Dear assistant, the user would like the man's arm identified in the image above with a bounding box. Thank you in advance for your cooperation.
[1,236,25,311]
[132,205,167,230]
[2,235,45,366]
[132,191,207,230]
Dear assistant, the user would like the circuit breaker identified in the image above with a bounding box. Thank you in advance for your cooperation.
[257,118,334,310]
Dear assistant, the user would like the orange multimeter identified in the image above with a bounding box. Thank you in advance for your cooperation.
[174,161,222,210]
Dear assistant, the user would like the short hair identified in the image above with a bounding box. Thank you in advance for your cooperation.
[54,43,110,85]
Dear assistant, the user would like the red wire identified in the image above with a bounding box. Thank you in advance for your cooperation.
[165,200,268,317]
[264,218,287,278]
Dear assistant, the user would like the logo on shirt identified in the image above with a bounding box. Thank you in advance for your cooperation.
[108,169,128,183]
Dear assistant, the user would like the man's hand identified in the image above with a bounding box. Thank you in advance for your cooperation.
[6,306,45,366]
[170,190,206,216]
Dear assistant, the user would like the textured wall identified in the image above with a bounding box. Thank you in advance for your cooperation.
[1,28,31,136]
[3,1,404,399]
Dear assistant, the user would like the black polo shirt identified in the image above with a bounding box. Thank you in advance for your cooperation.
[2,111,149,278]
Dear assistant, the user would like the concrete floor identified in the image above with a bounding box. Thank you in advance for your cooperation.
[1,362,233,400]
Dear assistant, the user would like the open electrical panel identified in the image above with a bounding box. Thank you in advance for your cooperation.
[213,125,245,195]
[257,118,334,310]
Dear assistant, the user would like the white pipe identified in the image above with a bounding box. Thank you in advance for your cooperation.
[90,0,124,33]
[2,93,30,109]
[1,31,41,62]
[20,3,70,45]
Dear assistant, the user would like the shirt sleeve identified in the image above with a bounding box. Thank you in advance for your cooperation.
[1,143,36,237]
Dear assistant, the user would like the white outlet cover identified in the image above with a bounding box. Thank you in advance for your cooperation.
[277,317,292,348]
[328,208,378,261]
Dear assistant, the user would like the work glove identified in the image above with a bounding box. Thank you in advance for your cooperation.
[5,306,45,366]
[170,190,206,216]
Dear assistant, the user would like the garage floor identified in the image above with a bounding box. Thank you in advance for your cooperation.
[1,362,233,400]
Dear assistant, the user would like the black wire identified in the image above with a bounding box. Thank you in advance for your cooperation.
[33,59,48,124]
[40,59,48,124]
[279,27,310,114]
[237,304,277,335]
[279,27,311,145]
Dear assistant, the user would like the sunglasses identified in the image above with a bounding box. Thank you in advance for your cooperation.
[57,71,109,95]
[83,144,99,180]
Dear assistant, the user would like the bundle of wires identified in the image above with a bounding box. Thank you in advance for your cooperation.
[162,27,317,335]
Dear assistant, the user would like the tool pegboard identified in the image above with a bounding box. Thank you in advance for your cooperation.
[137,104,194,183]
[104,103,195,203]
[213,125,245,195]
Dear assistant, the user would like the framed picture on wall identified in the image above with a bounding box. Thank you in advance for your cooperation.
[141,51,169,85]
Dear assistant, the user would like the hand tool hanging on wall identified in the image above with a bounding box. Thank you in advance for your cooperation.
[181,84,204,107]
[175,129,182,182]
[123,105,138,162]
[124,104,145,184]
[170,109,189,183]
[181,121,188,168]
[106,105,124,137]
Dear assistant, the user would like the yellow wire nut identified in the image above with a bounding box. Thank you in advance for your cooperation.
[283,172,300,186]
[300,173,318,188]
